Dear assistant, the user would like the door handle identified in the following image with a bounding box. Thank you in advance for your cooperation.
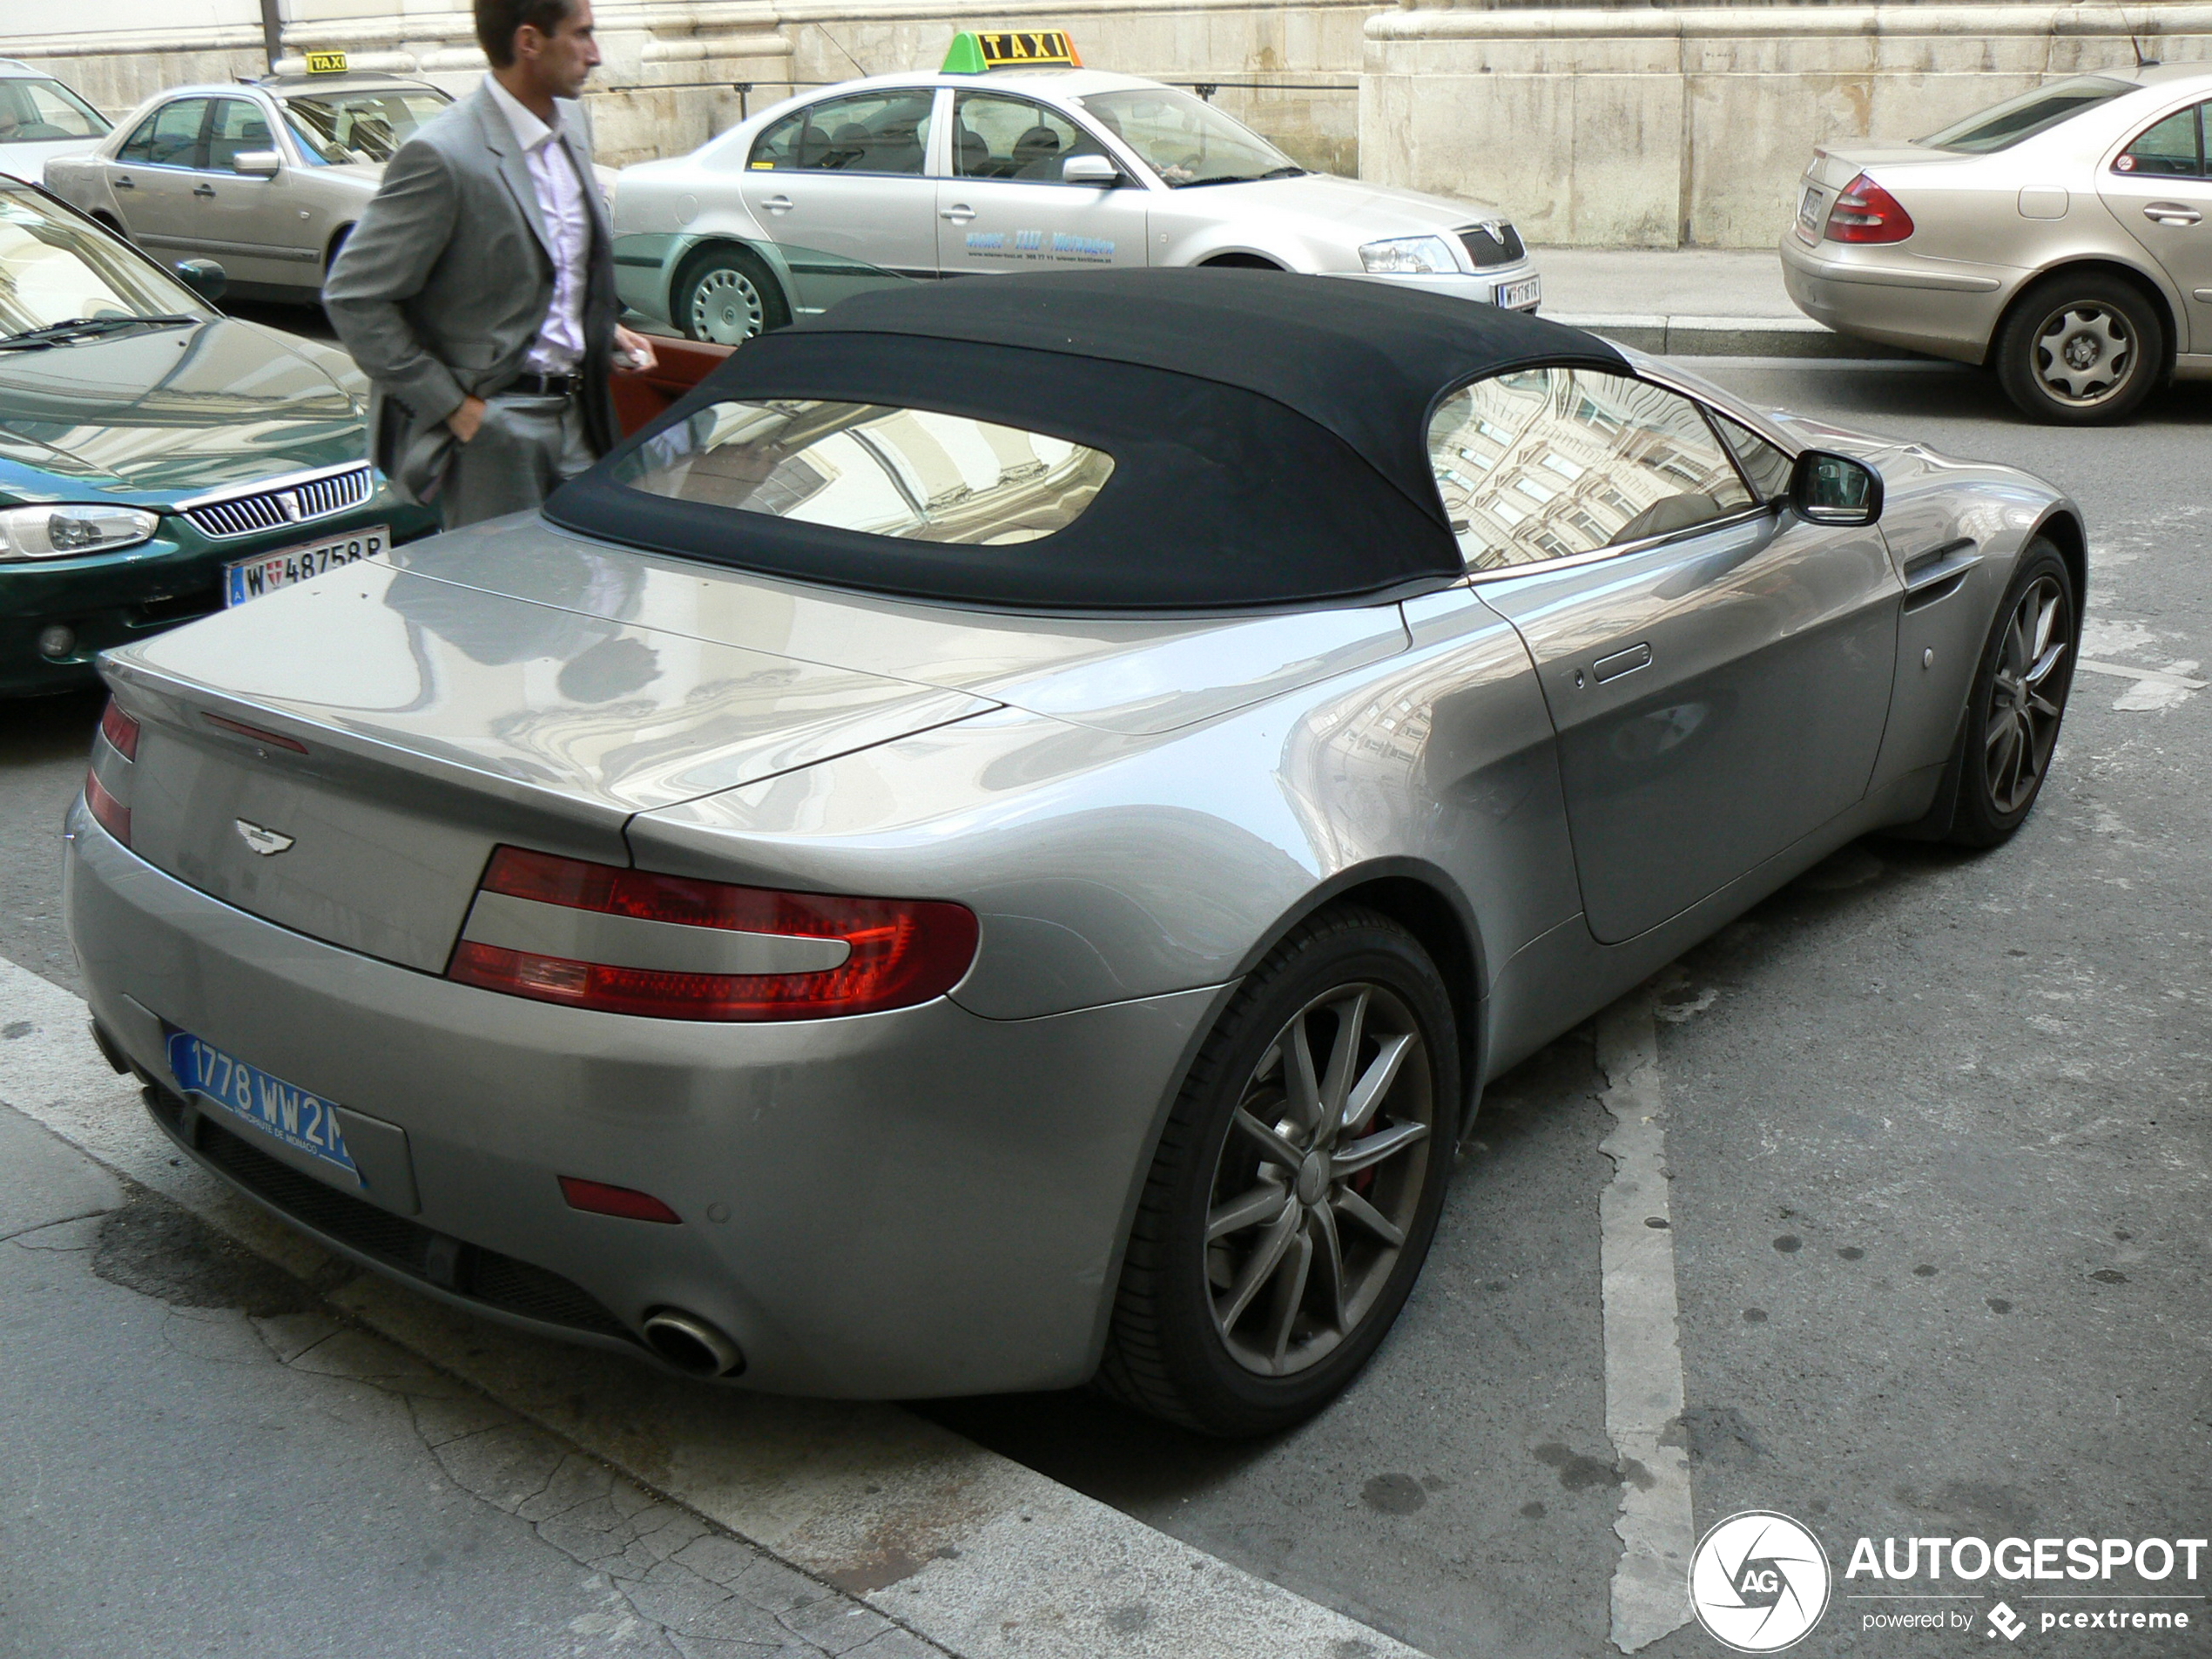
[760,194,793,213]
[113,173,134,189]
[941,204,976,224]
[1592,642,1652,684]
[192,183,216,198]
[2143,201,2202,226]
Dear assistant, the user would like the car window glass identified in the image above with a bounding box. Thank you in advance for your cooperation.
[206,98,275,172]
[1069,87,1298,186]
[0,78,108,143]
[0,188,205,333]
[118,98,209,168]
[612,398,1115,545]
[750,91,936,177]
[2114,105,2205,177]
[1714,414,1794,501]
[1919,75,2134,153]
[950,92,1096,182]
[284,89,448,165]
[1428,368,1756,571]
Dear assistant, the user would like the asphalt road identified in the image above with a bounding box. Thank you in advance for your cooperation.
[2,354,2206,1658]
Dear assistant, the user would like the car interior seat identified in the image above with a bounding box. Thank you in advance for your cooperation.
[825,122,871,170]
[1011,125,1062,179]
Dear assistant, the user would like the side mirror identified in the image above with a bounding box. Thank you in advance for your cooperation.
[232,150,282,178]
[174,259,227,303]
[1790,448,1883,526]
[1061,153,1123,187]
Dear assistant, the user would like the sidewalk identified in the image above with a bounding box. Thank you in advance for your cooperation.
[1534,246,1918,358]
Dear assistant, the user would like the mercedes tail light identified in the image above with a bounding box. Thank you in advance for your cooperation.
[1824,173,1915,244]
[448,846,980,1021]
[85,698,138,845]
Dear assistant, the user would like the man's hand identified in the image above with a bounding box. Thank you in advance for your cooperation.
[447,395,487,442]
[613,325,658,374]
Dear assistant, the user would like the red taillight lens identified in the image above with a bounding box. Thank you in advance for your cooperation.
[1824,172,1915,244]
[99,699,139,761]
[84,769,131,845]
[559,1176,683,1224]
[448,846,981,1022]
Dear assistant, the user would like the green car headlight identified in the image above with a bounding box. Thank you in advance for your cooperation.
[1358,235,1460,276]
[0,504,159,562]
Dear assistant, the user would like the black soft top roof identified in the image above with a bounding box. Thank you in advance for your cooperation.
[547,268,1628,612]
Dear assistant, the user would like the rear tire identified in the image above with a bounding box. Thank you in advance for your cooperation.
[1993,273,2163,425]
[1096,907,1458,1436]
[673,243,789,345]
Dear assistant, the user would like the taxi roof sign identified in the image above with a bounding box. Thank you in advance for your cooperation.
[304,50,349,73]
[941,30,1082,73]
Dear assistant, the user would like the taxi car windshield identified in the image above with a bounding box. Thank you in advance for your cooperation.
[1917,75,2135,152]
[0,76,109,144]
[610,398,1116,545]
[0,187,207,341]
[1071,88,1303,186]
[284,88,450,164]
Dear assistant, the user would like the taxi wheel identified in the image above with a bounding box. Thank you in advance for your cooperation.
[676,246,790,346]
[1993,274,2163,426]
[1096,907,1456,1436]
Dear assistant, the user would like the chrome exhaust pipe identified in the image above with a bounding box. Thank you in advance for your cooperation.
[640,1309,745,1378]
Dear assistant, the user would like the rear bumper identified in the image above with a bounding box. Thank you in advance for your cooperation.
[64,803,1222,1397]
[1778,233,2013,364]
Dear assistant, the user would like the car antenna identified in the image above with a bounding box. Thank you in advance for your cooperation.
[2130,30,2159,68]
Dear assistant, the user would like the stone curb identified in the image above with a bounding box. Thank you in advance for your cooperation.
[1548,314,1925,359]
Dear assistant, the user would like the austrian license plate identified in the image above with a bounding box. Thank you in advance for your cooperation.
[224,524,388,607]
[1797,184,1825,242]
[1494,276,1541,312]
[167,1029,359,1178]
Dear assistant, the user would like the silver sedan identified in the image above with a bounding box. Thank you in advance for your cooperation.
[65,269,2080,1435]
[1782,63,2212,423]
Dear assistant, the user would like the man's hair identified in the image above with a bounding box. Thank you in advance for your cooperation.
[475,0,580,67]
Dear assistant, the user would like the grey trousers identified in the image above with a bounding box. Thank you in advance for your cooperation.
[440,391,597,530]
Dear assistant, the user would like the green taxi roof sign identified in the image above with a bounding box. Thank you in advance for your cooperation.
[941,30,1082,73]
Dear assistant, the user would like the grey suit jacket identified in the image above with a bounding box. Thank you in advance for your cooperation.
[325,84,620,502]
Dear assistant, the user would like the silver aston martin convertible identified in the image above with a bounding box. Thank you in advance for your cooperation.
[64,270,2082,1435]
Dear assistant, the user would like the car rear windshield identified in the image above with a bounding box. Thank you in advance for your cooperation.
[0,76,109,142]
[283,88,449,164]
[1919,76,2135,152]
[609,398,1116,545]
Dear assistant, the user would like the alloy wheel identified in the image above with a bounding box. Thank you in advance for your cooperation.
[1984,572,2070,815]
[688,266,765,344]
[1204,983,1437,1377]
[2031,304,2134,406]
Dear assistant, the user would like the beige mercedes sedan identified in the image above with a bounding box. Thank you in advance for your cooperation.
[1782,64,2212,423]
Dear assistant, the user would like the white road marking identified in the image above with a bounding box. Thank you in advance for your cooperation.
[2075,660,2208,691]
[1595,988,1695,1654]
[0,955,1425,1659]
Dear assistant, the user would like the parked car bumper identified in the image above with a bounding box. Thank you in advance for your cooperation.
[1778,233,2016,364]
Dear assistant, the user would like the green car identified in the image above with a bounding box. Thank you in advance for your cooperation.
[0,179,432,697]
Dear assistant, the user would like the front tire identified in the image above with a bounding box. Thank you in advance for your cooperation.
[1940,540,2077,847]
[1993,273,2163,425]
[674,243,789,345]
[1096,907,1458,1436]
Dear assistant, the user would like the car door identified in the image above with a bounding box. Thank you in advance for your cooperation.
[107,96,210,252]
[2098,98,2212,354]
[934,91,1150,274]
[737,88,944,278]
[1433,367,1900,943]
[192,96,310,286]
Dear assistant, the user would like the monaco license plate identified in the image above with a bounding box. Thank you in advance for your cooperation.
[1797,184,1825,241]
[224,523,387,607]
[1494,275,1541,312]
[167,1029,359,1178]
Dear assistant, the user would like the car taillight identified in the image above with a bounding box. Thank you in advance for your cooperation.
[1824,173,1915,244]
[99,699,139,761]
[86,698,138,844]
[559,1176,682,1224]
[448,846,980,1022]
[85,771,131,845]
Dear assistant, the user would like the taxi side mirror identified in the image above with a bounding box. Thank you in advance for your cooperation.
[1790,449,1883,526]
[232,150,282,178]
[174,259,227,302]
[1062,154,1123,187]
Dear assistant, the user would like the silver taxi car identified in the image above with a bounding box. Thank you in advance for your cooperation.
[1782,63,2212,424]
[612,50,1541,342]
[44,72,452,302]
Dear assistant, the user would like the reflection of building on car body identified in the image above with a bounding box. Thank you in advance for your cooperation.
[0,180,431,696]
[1782,63,2212,424]
[612,30,1541,343]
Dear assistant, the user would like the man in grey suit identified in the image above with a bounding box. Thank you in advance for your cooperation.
[326,0,658,528]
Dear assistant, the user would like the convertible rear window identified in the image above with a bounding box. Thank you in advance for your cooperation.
[608,399,1115,545]
[1919,76,2134,153]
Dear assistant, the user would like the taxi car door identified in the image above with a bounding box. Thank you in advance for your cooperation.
[2098,98,2212,354]
[1433,368,1899,945]
[935,91,1150,275]
[738,89,944,278]
[105,96,210,253]
[192,97,307,287]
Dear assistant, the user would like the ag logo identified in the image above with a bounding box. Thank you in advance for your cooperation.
[1689,1511,1831,1652]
